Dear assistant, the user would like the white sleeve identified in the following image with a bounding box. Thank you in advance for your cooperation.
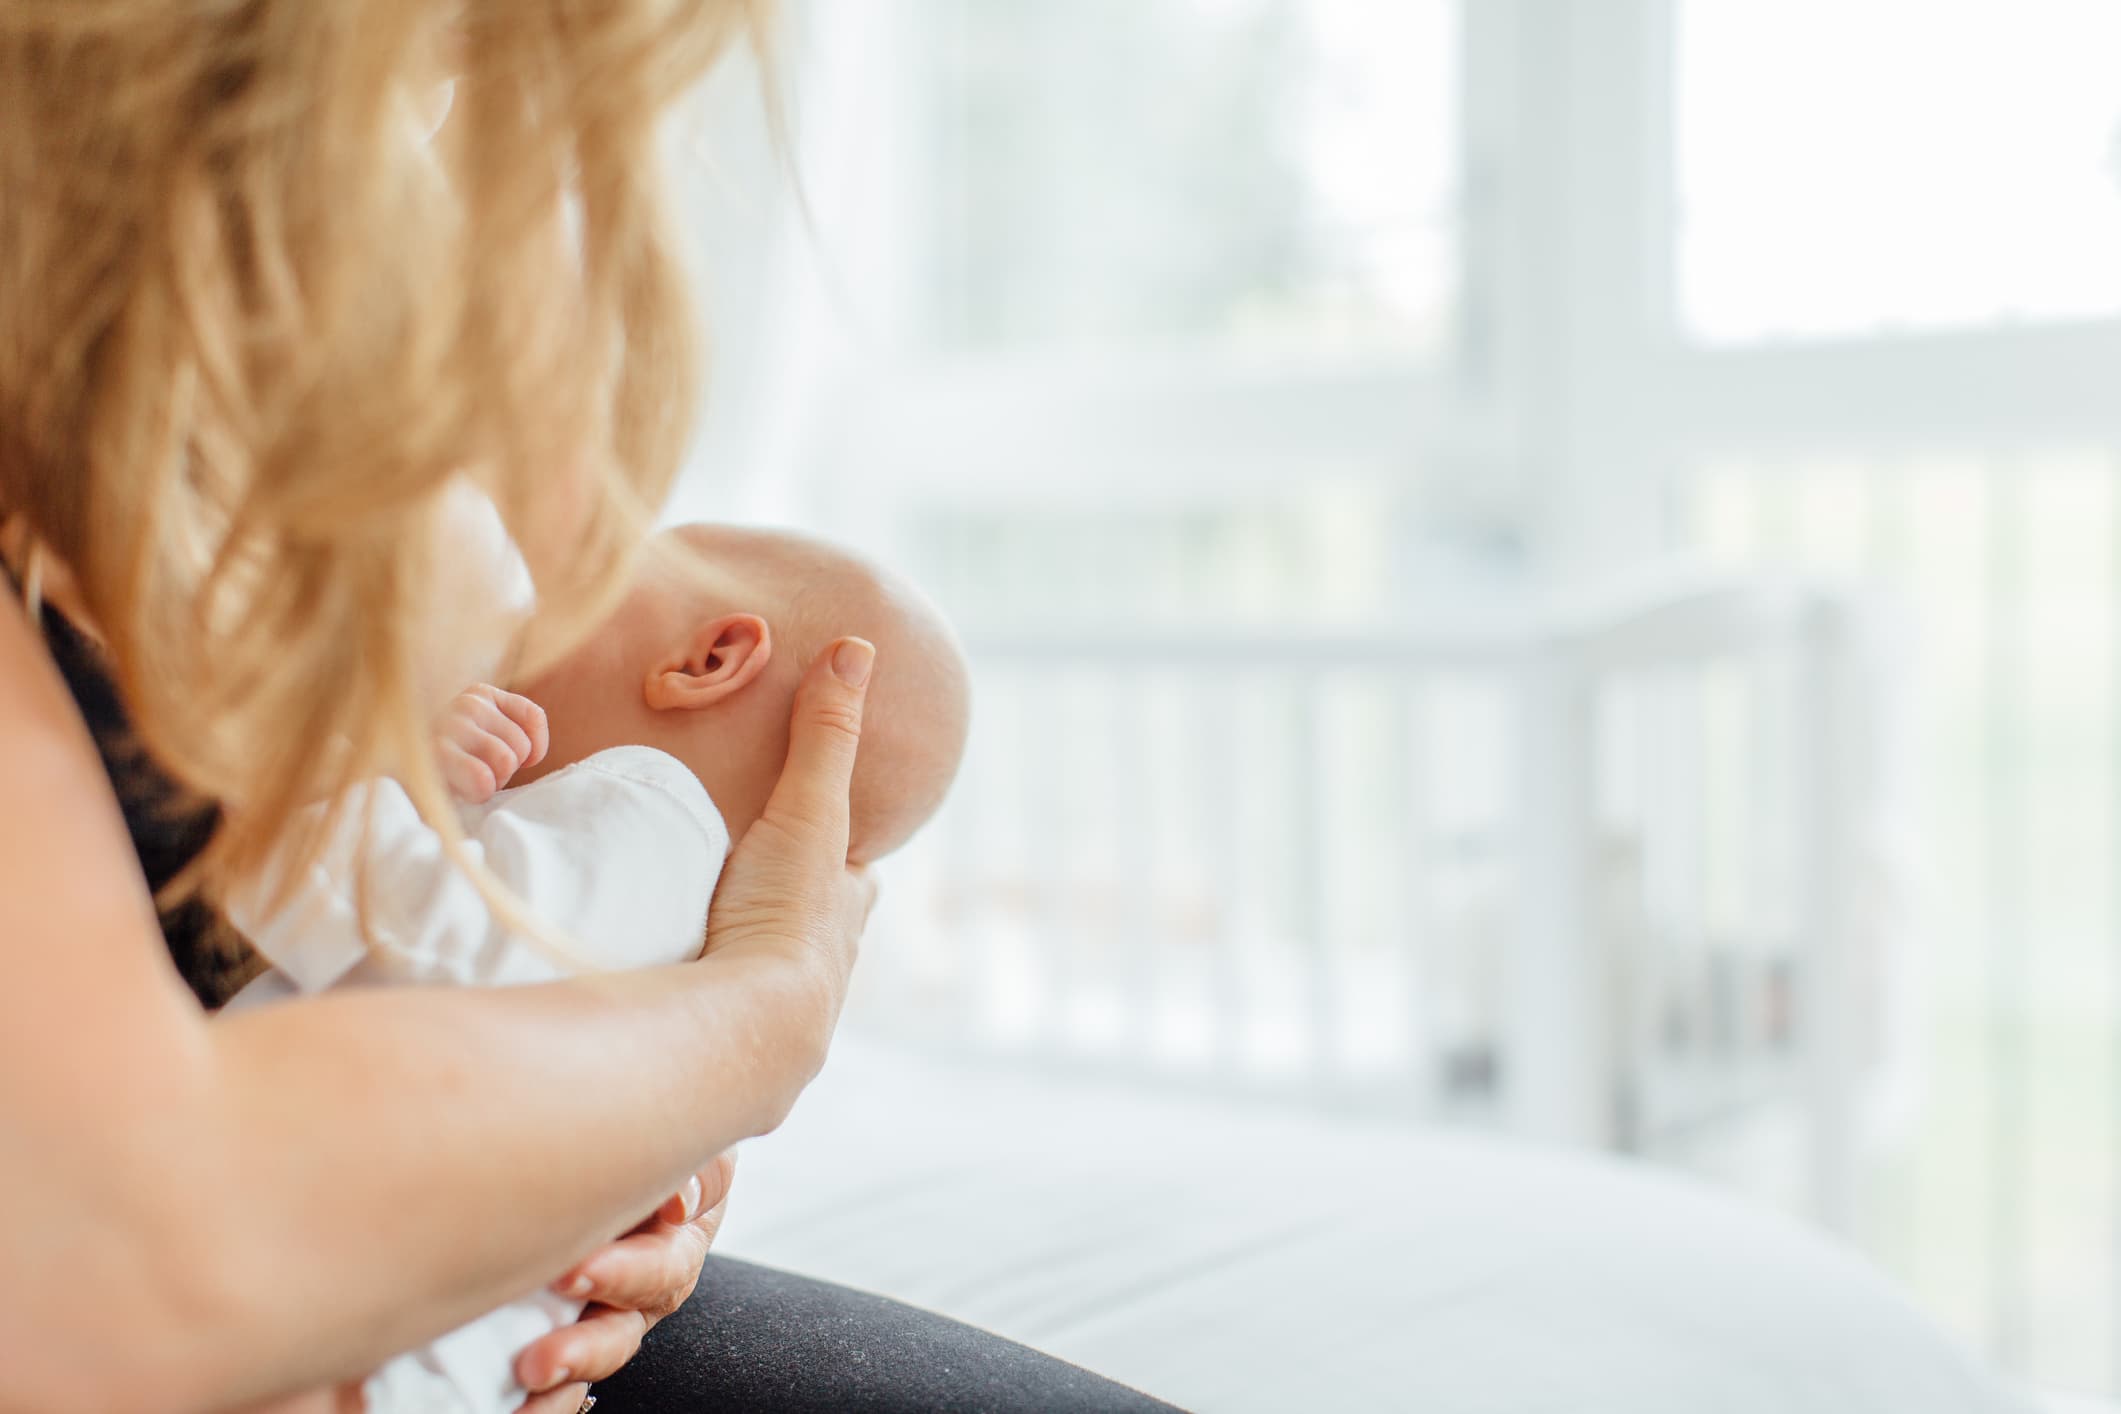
[227,746,728,992]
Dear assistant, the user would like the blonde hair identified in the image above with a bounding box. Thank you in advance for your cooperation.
[0,1,764,916]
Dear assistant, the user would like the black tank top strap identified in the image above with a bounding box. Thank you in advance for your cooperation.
[5,562,257,1007]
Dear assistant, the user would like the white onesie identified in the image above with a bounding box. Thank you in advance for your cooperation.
[224,744,729,1414]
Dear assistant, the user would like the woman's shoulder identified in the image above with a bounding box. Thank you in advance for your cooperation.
[0,587,150,908]
[0,580,112,788]
[0,587,255,1005]
[25,590,221,885]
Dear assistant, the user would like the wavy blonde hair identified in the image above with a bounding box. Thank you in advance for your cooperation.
[0,0,763,915]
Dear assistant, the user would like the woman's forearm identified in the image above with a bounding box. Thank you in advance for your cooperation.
[178,948,832,1408]
[0,613,873,1413]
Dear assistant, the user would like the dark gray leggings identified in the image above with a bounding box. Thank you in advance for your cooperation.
[588,1255,1187,1412]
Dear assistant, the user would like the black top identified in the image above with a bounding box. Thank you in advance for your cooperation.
[27,590,254,1007]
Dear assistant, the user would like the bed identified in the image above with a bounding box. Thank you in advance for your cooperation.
[718,1030,2026,1414]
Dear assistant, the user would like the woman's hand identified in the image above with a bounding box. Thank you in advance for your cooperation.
[700,637,880,1015]
[512,1151,740,1411]
[513,637,881,1410]
[436,684,549,803]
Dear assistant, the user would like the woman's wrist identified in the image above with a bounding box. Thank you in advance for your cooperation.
[684,943,842,1124]
[176,949,849,1402]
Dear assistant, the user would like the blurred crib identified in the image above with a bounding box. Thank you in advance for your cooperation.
[855,573,1905,1231]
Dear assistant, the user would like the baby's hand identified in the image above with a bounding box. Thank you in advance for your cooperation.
[435,684,549,803]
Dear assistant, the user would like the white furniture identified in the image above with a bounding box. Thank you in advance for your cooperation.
[859,574,1899,1232]
[720,1031,2023,1414]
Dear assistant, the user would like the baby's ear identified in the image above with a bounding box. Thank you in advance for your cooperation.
[644,613,773,711]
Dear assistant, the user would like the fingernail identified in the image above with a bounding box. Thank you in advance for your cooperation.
[831,637,874,687]
[555,1272,593,1299]
[679,1172,705,1222]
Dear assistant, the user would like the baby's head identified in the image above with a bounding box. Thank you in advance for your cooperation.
[517,525,970,864]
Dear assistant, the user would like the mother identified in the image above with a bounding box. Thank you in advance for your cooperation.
[0,4,1173,1411]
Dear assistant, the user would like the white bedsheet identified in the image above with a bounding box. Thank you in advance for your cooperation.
[719,1032,2026,1414]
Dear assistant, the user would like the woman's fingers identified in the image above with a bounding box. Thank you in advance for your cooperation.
[851,864,880,929]
[552,1218,710,1317]
[514,1379,592,1414]
[657,1170,705,1228]
[701,637,877,1043]
[552,1150,731,1315]
[514,1305,649,1396]
[754,637,873,851]
[655,1148,737,1226]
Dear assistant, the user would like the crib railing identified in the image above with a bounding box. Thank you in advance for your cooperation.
[857,573,1892,1229]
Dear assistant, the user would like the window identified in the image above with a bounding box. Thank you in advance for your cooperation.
[1677,455,2120,1386]
[742,2,2121,1391]
[1675,0,2121,343]
[913,0,1457,357]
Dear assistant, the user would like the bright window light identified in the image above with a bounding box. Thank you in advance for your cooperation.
[917,0,1456,355]
[1676,0,2121,342]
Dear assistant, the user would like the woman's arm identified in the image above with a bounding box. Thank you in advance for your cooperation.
[0,593,876,1413]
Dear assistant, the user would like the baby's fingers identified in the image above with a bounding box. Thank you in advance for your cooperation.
[438,741,500,803]
[481,686,550,770]
[453,723,525,796]
[459,694,534,770]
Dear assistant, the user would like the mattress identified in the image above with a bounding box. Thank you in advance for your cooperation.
[717,1031,2027,1414]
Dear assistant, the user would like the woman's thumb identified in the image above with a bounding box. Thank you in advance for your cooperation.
[757,637,874,846]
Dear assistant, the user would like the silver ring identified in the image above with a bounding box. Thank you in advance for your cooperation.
[576,1397,597,1414]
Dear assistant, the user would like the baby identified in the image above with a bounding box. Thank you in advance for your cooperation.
[226,523,971,1413]
[513,522,971,867]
